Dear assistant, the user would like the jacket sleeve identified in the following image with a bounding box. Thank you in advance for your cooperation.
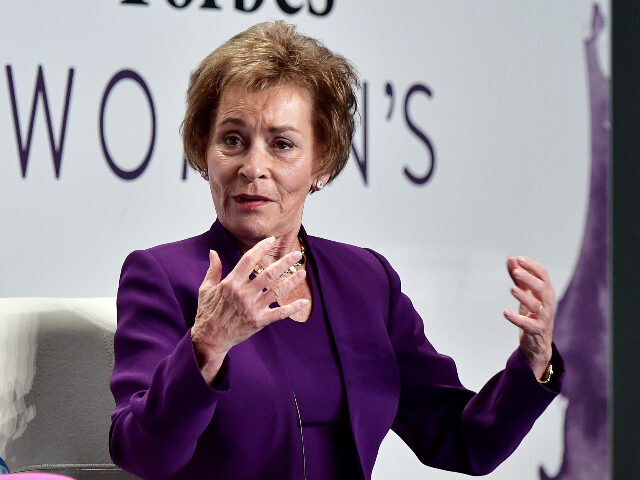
[109,249,230,479]
[368,250,564,476]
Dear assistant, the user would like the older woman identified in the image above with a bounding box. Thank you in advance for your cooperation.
[109,21,562,480]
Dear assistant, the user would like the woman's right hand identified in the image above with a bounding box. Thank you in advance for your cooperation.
[191,236,309,383]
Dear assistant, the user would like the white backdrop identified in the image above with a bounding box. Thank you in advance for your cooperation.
[0,1,609,478]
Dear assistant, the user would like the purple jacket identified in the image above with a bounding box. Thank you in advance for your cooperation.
[110,221,562,479]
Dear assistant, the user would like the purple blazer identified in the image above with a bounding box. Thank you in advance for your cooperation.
[110,221,562,479]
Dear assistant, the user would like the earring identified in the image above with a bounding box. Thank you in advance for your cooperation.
[200,169,208,179]
[316,180,324,190]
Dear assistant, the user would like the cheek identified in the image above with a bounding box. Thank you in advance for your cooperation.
[207,156,234,190]
[278,161,314,195]
[209,175,232,206]
[206,167,232,206]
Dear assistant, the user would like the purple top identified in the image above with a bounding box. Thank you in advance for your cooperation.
[109,221,563,480]
[270,255,360,478]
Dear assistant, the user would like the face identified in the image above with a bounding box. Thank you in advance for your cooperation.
[204,84,327,244]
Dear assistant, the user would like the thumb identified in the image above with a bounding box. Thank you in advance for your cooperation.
[205,250,222,285]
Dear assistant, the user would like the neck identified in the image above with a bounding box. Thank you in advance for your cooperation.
[234,229,302,267]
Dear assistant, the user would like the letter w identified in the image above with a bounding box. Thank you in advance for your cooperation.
[6,65,74,178]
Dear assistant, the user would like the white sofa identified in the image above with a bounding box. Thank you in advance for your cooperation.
[0,298,136,479]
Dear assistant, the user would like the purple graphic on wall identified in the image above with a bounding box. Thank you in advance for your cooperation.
[541,4,610,480]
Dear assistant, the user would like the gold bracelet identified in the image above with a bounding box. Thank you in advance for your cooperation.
[540,362,553,384]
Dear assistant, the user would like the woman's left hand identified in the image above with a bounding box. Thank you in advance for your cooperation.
[503,256,555,381]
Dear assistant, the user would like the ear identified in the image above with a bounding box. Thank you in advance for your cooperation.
[310,151,330,191]
[198,144,210,181]
[312,172,331,191]
[198,156,209,181]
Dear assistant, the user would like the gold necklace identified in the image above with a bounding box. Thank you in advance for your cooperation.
[253,237,306,277]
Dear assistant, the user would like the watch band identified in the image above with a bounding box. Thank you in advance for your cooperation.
[540,362,554,384]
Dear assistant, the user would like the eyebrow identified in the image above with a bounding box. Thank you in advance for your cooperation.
[217,117,300,134]
[268,125,300,135]
[217,117,246,128]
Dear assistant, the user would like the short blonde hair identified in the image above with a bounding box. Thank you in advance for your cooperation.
[183,21,359,182]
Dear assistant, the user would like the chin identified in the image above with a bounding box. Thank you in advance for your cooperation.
[222,218,274,242]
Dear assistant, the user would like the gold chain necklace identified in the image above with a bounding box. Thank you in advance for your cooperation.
[253,236,306,277]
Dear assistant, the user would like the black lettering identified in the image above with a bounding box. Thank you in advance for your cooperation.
[403,83,435,185]
[6,65,74,179]
[99,70,156,181]
[182,156,189,180]
[121,0,330,14]
[200,0,222,8]
[276,0,303,14]
[235,0,263,12]
[350,81,368,185]
[384,81,394,120]
[168,0,192,7]
[308,0,333,16]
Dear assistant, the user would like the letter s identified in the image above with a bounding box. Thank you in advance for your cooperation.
[403,83,435,185]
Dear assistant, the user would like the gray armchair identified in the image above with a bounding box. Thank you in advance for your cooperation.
[0,298,136,479]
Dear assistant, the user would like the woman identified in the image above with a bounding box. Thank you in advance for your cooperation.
[110,21,562,480]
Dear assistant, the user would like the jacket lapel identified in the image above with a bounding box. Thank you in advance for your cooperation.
[206,220,242,279]
[304,232,400,478]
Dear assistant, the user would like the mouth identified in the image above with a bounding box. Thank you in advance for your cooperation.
[232,194,273,208]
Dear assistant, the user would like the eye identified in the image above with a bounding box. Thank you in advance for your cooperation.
[223,134,243,147]
[274,139,294,150]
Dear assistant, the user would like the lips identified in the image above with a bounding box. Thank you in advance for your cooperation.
[232,194,273,209]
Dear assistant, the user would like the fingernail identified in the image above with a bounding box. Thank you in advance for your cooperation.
[513,269,521,277]
[518,257,527,265]
[266,236,275,243]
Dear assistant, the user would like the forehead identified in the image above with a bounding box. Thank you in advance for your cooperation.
[214,84,313,128]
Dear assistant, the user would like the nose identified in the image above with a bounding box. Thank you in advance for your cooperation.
[238,145,268,182]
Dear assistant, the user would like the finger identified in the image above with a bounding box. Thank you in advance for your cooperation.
[507,256,527,289]
[259,269,307,306]
[503,309,543,334]
[511,286,543,315]
[203,250,222,286]
[506,256,518,277]
[511,267,546,300]
[232,236,276,279]
[517,257,555,305]
[519,302,529,316]
[263,298,310,324]
[252,250,303,292]
[516,256,551,284]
